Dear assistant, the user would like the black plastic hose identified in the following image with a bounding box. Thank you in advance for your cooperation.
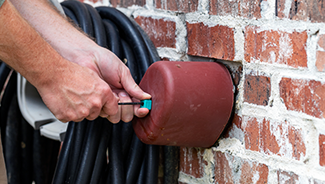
[66,119,88,182]
[52,122,75,184]
[5,94,22,184]
[72,120,103,184]
[61,0,94,37]
[108,123,125,184]
[96,7,151,77]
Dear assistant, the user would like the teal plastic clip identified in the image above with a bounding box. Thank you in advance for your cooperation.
[140,99,152,110]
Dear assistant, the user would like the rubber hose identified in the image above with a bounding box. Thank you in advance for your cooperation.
[61,0,94,37]
[5,94,21,184]
[20,117,34,184]
[96,7,151,77]
[52,122,75,184]
[144,145,159,184]
[136,157,146,184]
[33,129,60,184]
[0,70,14,152]
[62,6,78,25]
[102,19,123,60]
[89,119,112,184]
[107,123,125,184]
[85,4,107,48]
[66,119,88,182]
[51,3,163,184]
[121,122,134,161]
[125,134,145,184]
[72,120,103,184]
[121,39,140,84]
[0,63,12,95]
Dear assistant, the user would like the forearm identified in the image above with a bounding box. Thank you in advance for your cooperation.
[0,0,70,88]
[10,0,97,64]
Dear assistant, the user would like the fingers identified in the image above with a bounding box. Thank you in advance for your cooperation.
[106,91,134,123]
[132,98,150,118]
[120,67,151,100]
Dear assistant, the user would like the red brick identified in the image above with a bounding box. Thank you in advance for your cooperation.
[240,161,268,184]
[318,34,325,49]
[308,0,325,23]
[244,74,271,106]
[134,16,176,48]
[224,114,243,139]
[245,26,308,68]
[180,147,207,178]
[319,134,325,166]
[214,152,234,183]
[316,51,325,71]
[276,0,308,20]
[214,151,269,184]
[277,170,299,183]
[110,0,145,8]
[276,0,325,22]
[243,117,306,160]
[155,0,198,12]
[316,35,325,71]
[187,22,235,60]
[209,0,262,19]
[280,78,325,118]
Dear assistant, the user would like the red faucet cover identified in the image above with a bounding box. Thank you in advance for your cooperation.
[133,61,234,147]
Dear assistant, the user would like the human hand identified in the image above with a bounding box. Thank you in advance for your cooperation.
[37,61,120,123]
[70,46,151,123]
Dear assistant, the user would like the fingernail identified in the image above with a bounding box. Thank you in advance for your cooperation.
[143,92,151,98]
[120,92,128,97]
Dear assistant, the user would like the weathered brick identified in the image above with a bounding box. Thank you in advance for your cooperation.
[276,0,325,22]
[319,134,325,166]
[309,0,325,22]
[243,117,306,160]
[245,26,308,68]
[209,0,262,19]
[187,22,235,60]
[276,0,308,20]
[316,51,325,71]
[224,114,243,140]
[277,170,299,183]
[214,152,233,183]
[155,0,198,12]
[110,0,145,7]
[316,35,325,71]
[244,74,271,106]
[134,16,176,48]
[214,151,269,184]
[180,147,207,178]
[240,161,268,183]
[280,78,325,118]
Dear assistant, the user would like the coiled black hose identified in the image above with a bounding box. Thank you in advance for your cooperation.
[0,1,179,184]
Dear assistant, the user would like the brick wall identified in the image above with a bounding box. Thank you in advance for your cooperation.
[74,0,325,183]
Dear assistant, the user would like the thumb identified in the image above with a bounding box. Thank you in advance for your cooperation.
[121,70,151,100]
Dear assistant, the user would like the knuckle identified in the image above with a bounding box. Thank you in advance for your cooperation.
[79,107,89,117]
[91,98,102,109]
